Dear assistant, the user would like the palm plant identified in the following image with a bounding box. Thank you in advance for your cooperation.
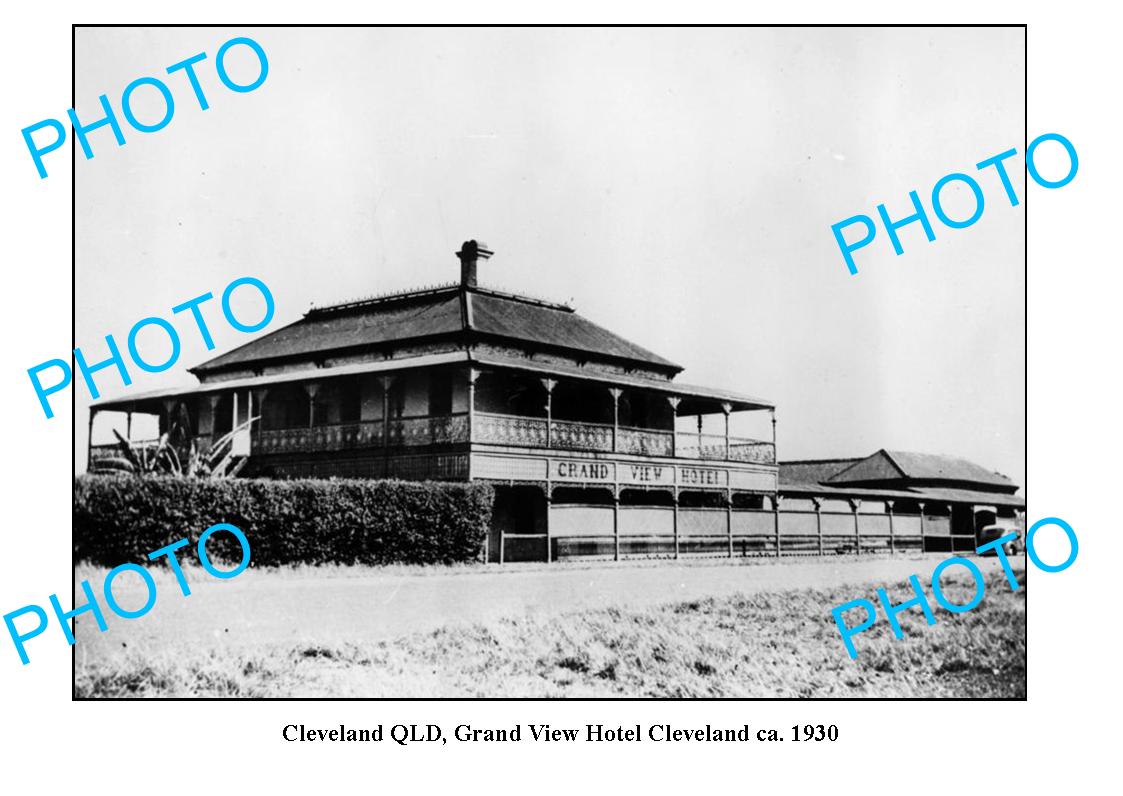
[90,416,259,478]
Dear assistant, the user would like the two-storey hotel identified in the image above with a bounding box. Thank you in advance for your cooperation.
[88,241,1024,562]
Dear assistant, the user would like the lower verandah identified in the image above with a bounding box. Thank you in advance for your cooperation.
[488,485,1024,563]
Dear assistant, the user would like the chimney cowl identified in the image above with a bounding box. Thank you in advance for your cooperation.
[456,240,493,288]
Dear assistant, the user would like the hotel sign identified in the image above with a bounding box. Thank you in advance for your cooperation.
[677,466,727,487]
[623,464,675,485]
[473,454,770,490]
[553,459,615,482]
[550,458,728,488]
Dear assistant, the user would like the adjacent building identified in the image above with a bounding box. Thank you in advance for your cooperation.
[88,241,1024,562]
[778,450,1025,556]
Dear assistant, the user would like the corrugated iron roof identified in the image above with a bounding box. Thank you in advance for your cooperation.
[95,349,768,413]
[779,459,862,485]
[469,292,679,370]
[778,480,1025,508]
[193,290,465,373]
[827,449,1015,489]
[191,285,681,375]
[882,450,1016,487]
[470,352,773,410]
[95,352,472,410]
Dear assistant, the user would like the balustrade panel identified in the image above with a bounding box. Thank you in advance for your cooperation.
[617,426,673,457]
[254,421,384,455]
[473,413,549,447]
[552,419,613,452]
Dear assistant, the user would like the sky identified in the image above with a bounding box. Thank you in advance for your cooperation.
[74,26,1025,486]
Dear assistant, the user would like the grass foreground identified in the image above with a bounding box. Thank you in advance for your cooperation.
[75,566,1026,698]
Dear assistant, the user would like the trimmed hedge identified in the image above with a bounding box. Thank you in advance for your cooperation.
[74,475,495,567]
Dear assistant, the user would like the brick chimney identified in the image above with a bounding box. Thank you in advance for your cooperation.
[456,240,493,288]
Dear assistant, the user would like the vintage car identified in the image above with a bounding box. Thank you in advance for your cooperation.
[976,524,1020,556]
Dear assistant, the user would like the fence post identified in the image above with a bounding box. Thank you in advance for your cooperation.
[499,532,505,565]
[918,502,927,553]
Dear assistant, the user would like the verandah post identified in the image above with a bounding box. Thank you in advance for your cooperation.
[303,382,320,429]
[773,494,781,558]
[721,402,732,460]
[609,388,622,453]
[612,489,620,562]
[540,378,555,448]
[467,369,479,443]
[546,489,553,564]
[726,488,733,558]
[886,500,896,555]
[851,498,862,556]
[379,375,395,477]
[667,396,681,457]
[814,497,824,556]
[204,395,220,454]
[672,490,680,559]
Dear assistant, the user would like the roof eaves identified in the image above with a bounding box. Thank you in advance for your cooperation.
[471,329,683,376]
[188,318,304,376]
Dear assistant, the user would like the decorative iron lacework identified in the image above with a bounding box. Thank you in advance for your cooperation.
[552,419,613,452]
[617,427,673,456]
[474,413,549,447]
[387,415,470,447]
[255,422,384,454]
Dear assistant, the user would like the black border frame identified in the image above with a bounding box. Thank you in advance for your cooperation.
[65,21,1024,700]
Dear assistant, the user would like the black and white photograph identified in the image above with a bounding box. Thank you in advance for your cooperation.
[67,25,1029,699]
[12,3,1123,791]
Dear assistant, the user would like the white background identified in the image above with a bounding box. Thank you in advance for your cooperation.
[0,1,1113,792]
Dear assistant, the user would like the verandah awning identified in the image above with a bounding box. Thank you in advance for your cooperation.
[93,349,773,414]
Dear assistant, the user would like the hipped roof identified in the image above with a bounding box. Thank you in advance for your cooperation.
[827,449,1016,489]
[780,448,1022,506]
[191,285,681,376]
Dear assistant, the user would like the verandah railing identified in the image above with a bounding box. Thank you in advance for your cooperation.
[471,411,775,463]
[98,410,777,462]
[253,413,469,455]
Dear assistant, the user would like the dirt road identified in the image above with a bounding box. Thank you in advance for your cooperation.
[75,554,1019,661]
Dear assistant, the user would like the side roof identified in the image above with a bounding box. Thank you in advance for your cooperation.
[778,458,863,486]
[827,449,1016,489]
